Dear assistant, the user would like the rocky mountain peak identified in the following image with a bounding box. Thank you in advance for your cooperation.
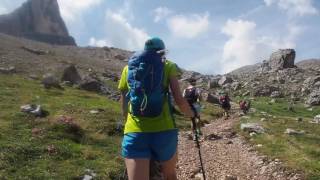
[0,0,76,46]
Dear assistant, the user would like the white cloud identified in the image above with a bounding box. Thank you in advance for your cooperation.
[0,6,8,14]
[264,0,318,16]
[153,7,172,22]
[89,37,109,47]
[221,19,301,73]
[264,0,275,6]
[57,0,102,22]
[89,11,150,50]
[167,13,210,39]
[221,20,258,73]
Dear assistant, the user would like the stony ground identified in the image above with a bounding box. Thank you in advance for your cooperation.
[176,116,303,180]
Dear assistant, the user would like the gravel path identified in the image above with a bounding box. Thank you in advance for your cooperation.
[176,116,303,180]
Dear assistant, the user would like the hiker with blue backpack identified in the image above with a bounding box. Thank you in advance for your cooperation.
[118,37,195,180]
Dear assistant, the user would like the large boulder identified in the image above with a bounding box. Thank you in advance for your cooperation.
[79,76,103,92]
[240,123,265,134]
[0,0,76,45]
[269,49,295,70]
[79,76,111,95]
[260,60,271,73]
[306,89,320,105]
[253,85,279,96]
[203,93,220,104]
[218,76,233,86]
[61,65,81,85]
[0,66,16,74]
[42,73,61,89]
[207,76,221,89]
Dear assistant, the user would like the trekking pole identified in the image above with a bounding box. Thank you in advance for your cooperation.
[191,117,206,180]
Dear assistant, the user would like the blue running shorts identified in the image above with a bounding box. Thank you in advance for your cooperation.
[122,129,178,162]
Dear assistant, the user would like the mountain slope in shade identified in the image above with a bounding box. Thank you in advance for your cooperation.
[0,0,76,46]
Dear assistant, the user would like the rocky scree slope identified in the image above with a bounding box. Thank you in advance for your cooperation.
[0,33,132,100]
[181,49,320,106]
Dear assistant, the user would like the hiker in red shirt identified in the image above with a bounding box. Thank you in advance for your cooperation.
[239,100,250,114]
[219,92,231,119]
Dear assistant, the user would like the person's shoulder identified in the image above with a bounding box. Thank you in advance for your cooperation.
[164,59,182,74]
[164,59,176,67]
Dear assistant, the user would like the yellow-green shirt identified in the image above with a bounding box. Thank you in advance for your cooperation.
[118,60,181,134]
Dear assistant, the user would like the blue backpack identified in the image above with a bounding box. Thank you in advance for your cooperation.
[127,50,165,117]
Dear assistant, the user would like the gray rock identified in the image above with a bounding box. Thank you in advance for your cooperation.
[303,76,320,89]
[240,123,265,134]
[310,114,320,124]
[207,78,220,89]
[231,81,240,91]
[203,93,220,104]
[21,46,49,55]
[306,89,320,105]
[270,91,281,98]
[285,128,305,135]
[61,65,82,85]
[102,71,119,82]
[218,76,233,86]
[253,85,279,96]
[82,169,96,180]
[79,77,103,92]
[242,91,250,96]
[82,175,93,180]
[20,104,43,117]
[260,60,271,73]
[269,49,295,70]
[79,76,111,95]
[0,66,16,74]
[89,110,100,114]
[224,175,238,180]
[42,73,61,89]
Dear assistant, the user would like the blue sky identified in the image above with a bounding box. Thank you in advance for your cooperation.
[1,0,320,74]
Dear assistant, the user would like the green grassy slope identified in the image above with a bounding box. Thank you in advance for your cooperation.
[237,97,320,180]
[0,74,124,179]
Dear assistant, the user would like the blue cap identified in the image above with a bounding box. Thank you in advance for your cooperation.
[144,37,165,51]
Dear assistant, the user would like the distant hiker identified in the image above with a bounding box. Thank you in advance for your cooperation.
[118,37,194,180]
[183,81,203,135]
[219,92,231,118]
[239,100,250,114]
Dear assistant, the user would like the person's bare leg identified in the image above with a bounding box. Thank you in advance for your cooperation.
[161,152,178,180]
[125,158,150,180]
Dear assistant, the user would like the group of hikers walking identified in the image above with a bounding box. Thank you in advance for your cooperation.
[118,37,250,180]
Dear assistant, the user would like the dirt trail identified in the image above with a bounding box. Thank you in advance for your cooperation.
[176,116,302,180]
